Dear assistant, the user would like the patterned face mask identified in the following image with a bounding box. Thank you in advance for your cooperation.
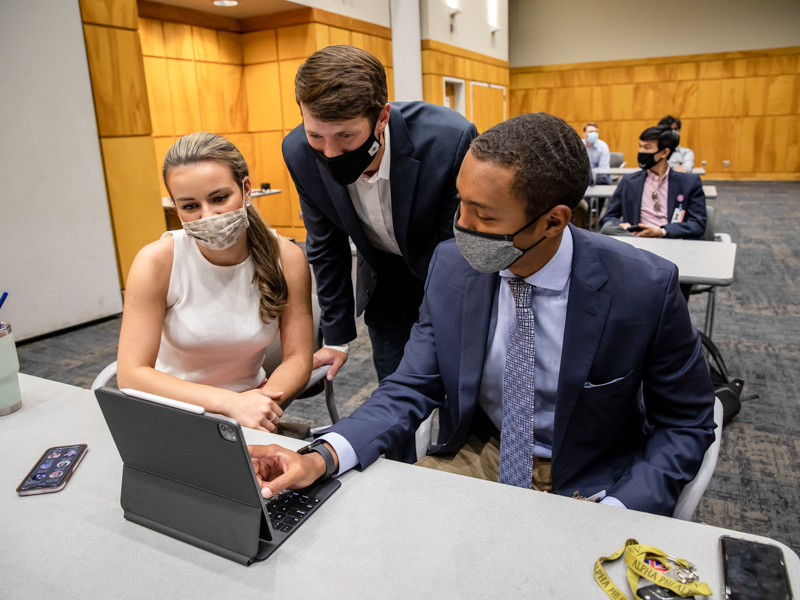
[178,183,250,251]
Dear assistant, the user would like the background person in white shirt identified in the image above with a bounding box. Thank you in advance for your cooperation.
[659,115,695,172]
[582,122,611,185]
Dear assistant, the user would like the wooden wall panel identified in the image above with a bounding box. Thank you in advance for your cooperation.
[243,30,278,64]
[153,136,175,197]
[245,62,284,132]
[277,24,320,60]
[80,0,138,29]
[253,132,292,227]
[143,57,174,137]
[511,46,800,179]
[100,136,165,287]
[221,64,248,133]
[192,26,220,63]
[139,17,165,57]
[279,59,305,131]
[218,31,243,65]
[167,59,202,135]
[329,26,351,46]
[83,24,152,137]
[163,21,194,60]
[195,62,226,132]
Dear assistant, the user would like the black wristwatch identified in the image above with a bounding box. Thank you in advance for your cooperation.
[298,439,336,481]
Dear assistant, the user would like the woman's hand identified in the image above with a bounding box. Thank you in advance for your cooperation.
[227,390,284,432]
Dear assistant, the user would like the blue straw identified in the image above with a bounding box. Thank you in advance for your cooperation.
[0,292,7,311]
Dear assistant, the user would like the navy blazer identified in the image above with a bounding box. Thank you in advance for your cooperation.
[327,226,716,515]
[601,169,707,239]
[282,102,478,344]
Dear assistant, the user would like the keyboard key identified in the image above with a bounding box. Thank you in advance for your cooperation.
[280,524,293,533]
[288,509,307,518]
[272,513,284,522]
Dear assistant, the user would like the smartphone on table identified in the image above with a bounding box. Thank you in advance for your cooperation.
[627,225,644,233]
[16,444,88,495]
[720,535,793,599]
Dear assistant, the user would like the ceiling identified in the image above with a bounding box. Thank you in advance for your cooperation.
[152,0,306,20]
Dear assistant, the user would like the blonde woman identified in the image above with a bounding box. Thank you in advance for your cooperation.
[117,132,313,432]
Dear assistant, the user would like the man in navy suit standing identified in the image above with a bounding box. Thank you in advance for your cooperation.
[600,124,707,240]
[257,113,715,516]
[282,45,477,384]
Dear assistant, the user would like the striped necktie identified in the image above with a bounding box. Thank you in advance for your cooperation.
[498,277,535,489]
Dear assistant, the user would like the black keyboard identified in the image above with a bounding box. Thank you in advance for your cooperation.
[265,489,323,534]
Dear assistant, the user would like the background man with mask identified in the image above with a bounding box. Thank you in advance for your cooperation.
[251,113,716,516]
[582,122,611,185]
[282,45,477,391]
[600,124,707,240]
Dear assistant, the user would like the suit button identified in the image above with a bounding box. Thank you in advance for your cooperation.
[366,291,370,298]
[370,272,376,279]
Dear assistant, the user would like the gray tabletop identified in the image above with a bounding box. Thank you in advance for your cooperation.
[594,167,707,176]
[2,375,792,599]
[584,185,717,199]
[611,236,737,286]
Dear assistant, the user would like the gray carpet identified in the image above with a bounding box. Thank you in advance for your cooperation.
[16,181,800,553]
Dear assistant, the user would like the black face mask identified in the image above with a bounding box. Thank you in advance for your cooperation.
[638,150,664,171]
[310,130,382,186]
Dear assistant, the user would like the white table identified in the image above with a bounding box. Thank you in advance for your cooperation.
[584,185,717,199]
[594,167,706,177]
[2,375,793,600]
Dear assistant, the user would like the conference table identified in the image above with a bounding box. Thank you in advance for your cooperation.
[3,375,794,599]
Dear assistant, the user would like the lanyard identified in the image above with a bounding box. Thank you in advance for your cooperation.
[594,538,713,599]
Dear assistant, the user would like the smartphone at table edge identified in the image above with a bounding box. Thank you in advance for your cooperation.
[16,444,88,495]
[627,225,644,232]
[719,534,793,600]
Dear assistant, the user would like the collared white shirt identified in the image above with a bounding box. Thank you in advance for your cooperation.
[668,145,695,172]
[346,124,401,255]
[478,226,573,459]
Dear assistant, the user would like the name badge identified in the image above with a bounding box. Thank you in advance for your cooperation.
[671,207,686,223]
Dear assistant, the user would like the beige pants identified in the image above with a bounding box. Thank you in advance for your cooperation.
[415,432,553,492]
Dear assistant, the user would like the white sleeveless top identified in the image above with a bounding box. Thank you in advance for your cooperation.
[155,230,279,392]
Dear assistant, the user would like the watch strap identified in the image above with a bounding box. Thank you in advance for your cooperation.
[299,440,336,480]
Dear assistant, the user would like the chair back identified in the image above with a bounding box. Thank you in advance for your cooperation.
[262,293,323,377]
[704,205,715,241]
[609,152,624,168]
[671,397,724,520]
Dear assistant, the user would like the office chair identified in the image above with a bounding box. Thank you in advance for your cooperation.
[672,397,724,520]
[90,294,339,426]
[609,152,625,168]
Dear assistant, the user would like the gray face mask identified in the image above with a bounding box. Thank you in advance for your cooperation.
[453,205,548,273]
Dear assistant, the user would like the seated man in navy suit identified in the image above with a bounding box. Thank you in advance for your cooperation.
[600,124,706,240]
[252,113,716,516]
[282,45,477,387]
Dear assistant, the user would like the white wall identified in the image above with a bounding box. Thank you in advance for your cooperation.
[391,0,424,101]
[294,0,391,26]
[420,0,509,62]
[510,0,800,68]
[0,2,122,339]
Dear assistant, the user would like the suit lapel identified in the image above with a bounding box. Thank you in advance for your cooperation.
[667,169,679,220]
[387,108,420,256]
[317,160,378,267]
[629,171,646,225]
[551,227,611,464]
[457,270,497,423]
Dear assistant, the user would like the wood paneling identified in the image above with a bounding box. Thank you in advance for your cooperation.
[218,31,243,65]
[240,7,391,39]
[221,64,248,133]
[472,85,504,134]
[329,26,352,46]
[245,62,284,132]
[253,132,292,227]
[195,62,225,132]
[143,57,174,136]
[192,26,220,63]
[242,30,278,64]
[167,59,201,135]
[153,136,175,196]
[279,59,305,131]
[80,0,138,29]
[163,21,194,60]
[138,0,240,33]
[277,24,324,60]
[83,24,152,137]
[100,136,165,287]
[510,46,800,179]
[139,17,165,57]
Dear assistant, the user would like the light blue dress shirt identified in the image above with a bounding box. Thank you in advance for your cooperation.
[477,226,573,459]
[583,138,611,185]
